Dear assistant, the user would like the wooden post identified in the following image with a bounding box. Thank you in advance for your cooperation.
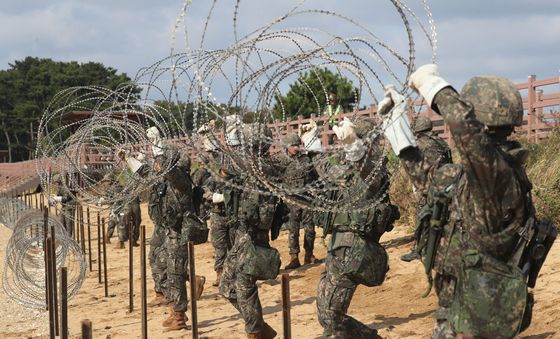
[87,207,92,272]
[188,241,199,339]
[281,273,292,339]
[80,205,86,255]
[81,319,93,339]
[50,225,59,336]
[60,267,68,339]
[527,75,536,142]
[140,225,148,339]
[97,212,102,283]
[102,218,109,297]
[46,237,55,339]
[128,217,134,313]
[43,207,49,310]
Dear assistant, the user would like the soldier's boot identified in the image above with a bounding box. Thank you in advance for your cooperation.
[212,270,222,287]
[304,251,319,265]
[162,305,176,327]
[400,249,420,262]
[195,275,206,301]
[163,311,191,331]
[115,241,125,249]
[247,323,277,339]
[147,292,168,307]
[131,240,140,247]
[260,322,277,339]
[284,254,301,270]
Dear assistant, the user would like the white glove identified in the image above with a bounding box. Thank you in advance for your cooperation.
[408,64,451,107]
[48,197,57,206]
[300,122,322,152]
[344,139,367,162]
[97,197,106,206]
[146,126,164,156]
[380,86,417,155]
[151,143,164,157]
[136,152,145,162]
[332,117,357,145]
[225,115,242,146]
[126,156,144,173]
[212,193,224,204]
[53,196,63,203]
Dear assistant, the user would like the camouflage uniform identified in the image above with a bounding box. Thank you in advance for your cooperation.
[56,186,77,236]
[117,196,141,243]
[148,160,195,313]
[203,173,234,273]
[148,181,168,296]
[316,148,397,339]
[279,151,318,258]
[400,120,452,262]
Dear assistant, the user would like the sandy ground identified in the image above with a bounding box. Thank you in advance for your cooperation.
[1,202,559,339]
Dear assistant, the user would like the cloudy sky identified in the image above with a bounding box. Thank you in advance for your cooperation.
[1,0,559,103]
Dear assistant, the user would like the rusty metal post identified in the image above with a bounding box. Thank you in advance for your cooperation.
[60,267,68,339]
[87,207,92,272]
[527,75,536,142]
[46,237,55,339]
[43,207,49,310]
[140,225,148,339]
[281,273,292,339]
[188,241,199,339]
[97,212,102,283]
[81,319,92,339]
[35,194,38,210]
[128,217,134,313]
[79,205,86,255]
[50,225,59,336]
[102,218,109,297]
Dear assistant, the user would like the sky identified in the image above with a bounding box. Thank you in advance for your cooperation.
[1,0,559,104]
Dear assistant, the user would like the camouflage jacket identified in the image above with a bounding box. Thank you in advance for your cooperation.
[148,164,194,231]
[399,130,451,204]
[431,88,530,267]
[277,152,318,189]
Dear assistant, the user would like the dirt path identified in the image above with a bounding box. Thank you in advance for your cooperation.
[0,202,558,338]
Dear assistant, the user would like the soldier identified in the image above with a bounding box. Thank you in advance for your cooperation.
[280,132,319,269]
[315,117,398,339]
[400,116,452,262]
[135,127,205,331]
[219,122,280,339]
[50,173,77,236]
[379,64,536,338]
[115,193,141,249]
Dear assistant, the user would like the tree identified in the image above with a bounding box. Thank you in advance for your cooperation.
[0,57,141,162]
[273,68,358,120]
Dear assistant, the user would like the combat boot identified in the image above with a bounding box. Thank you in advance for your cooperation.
[247,323,277,339]
[131,240,140,247]
[163,311,191,331]
[162,305,176,327]
[195,275,206,300]
[147,292,168,307]
[212,270,222,287]
[400,249,420,262]
[304,251,319,265]
[284,254,301,269]
[115,241,125,249]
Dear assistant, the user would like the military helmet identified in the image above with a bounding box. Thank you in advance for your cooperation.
[460,75,523,127]
[282,132,301,147]
[352,116,376,139]
[154,144,180,169]
[413,116,433,132]
[241,123,273,155]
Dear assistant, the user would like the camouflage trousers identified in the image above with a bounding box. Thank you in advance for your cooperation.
[316,246,378,338]
[431,272,457,339]
[287,205,316,255]
[165,227,189,312]
[210,212,234,272]
[61,204,76,237]
[117,204,141,243]
[149,224,167,295]
[219,234,264,334]
[107,218,117,239]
